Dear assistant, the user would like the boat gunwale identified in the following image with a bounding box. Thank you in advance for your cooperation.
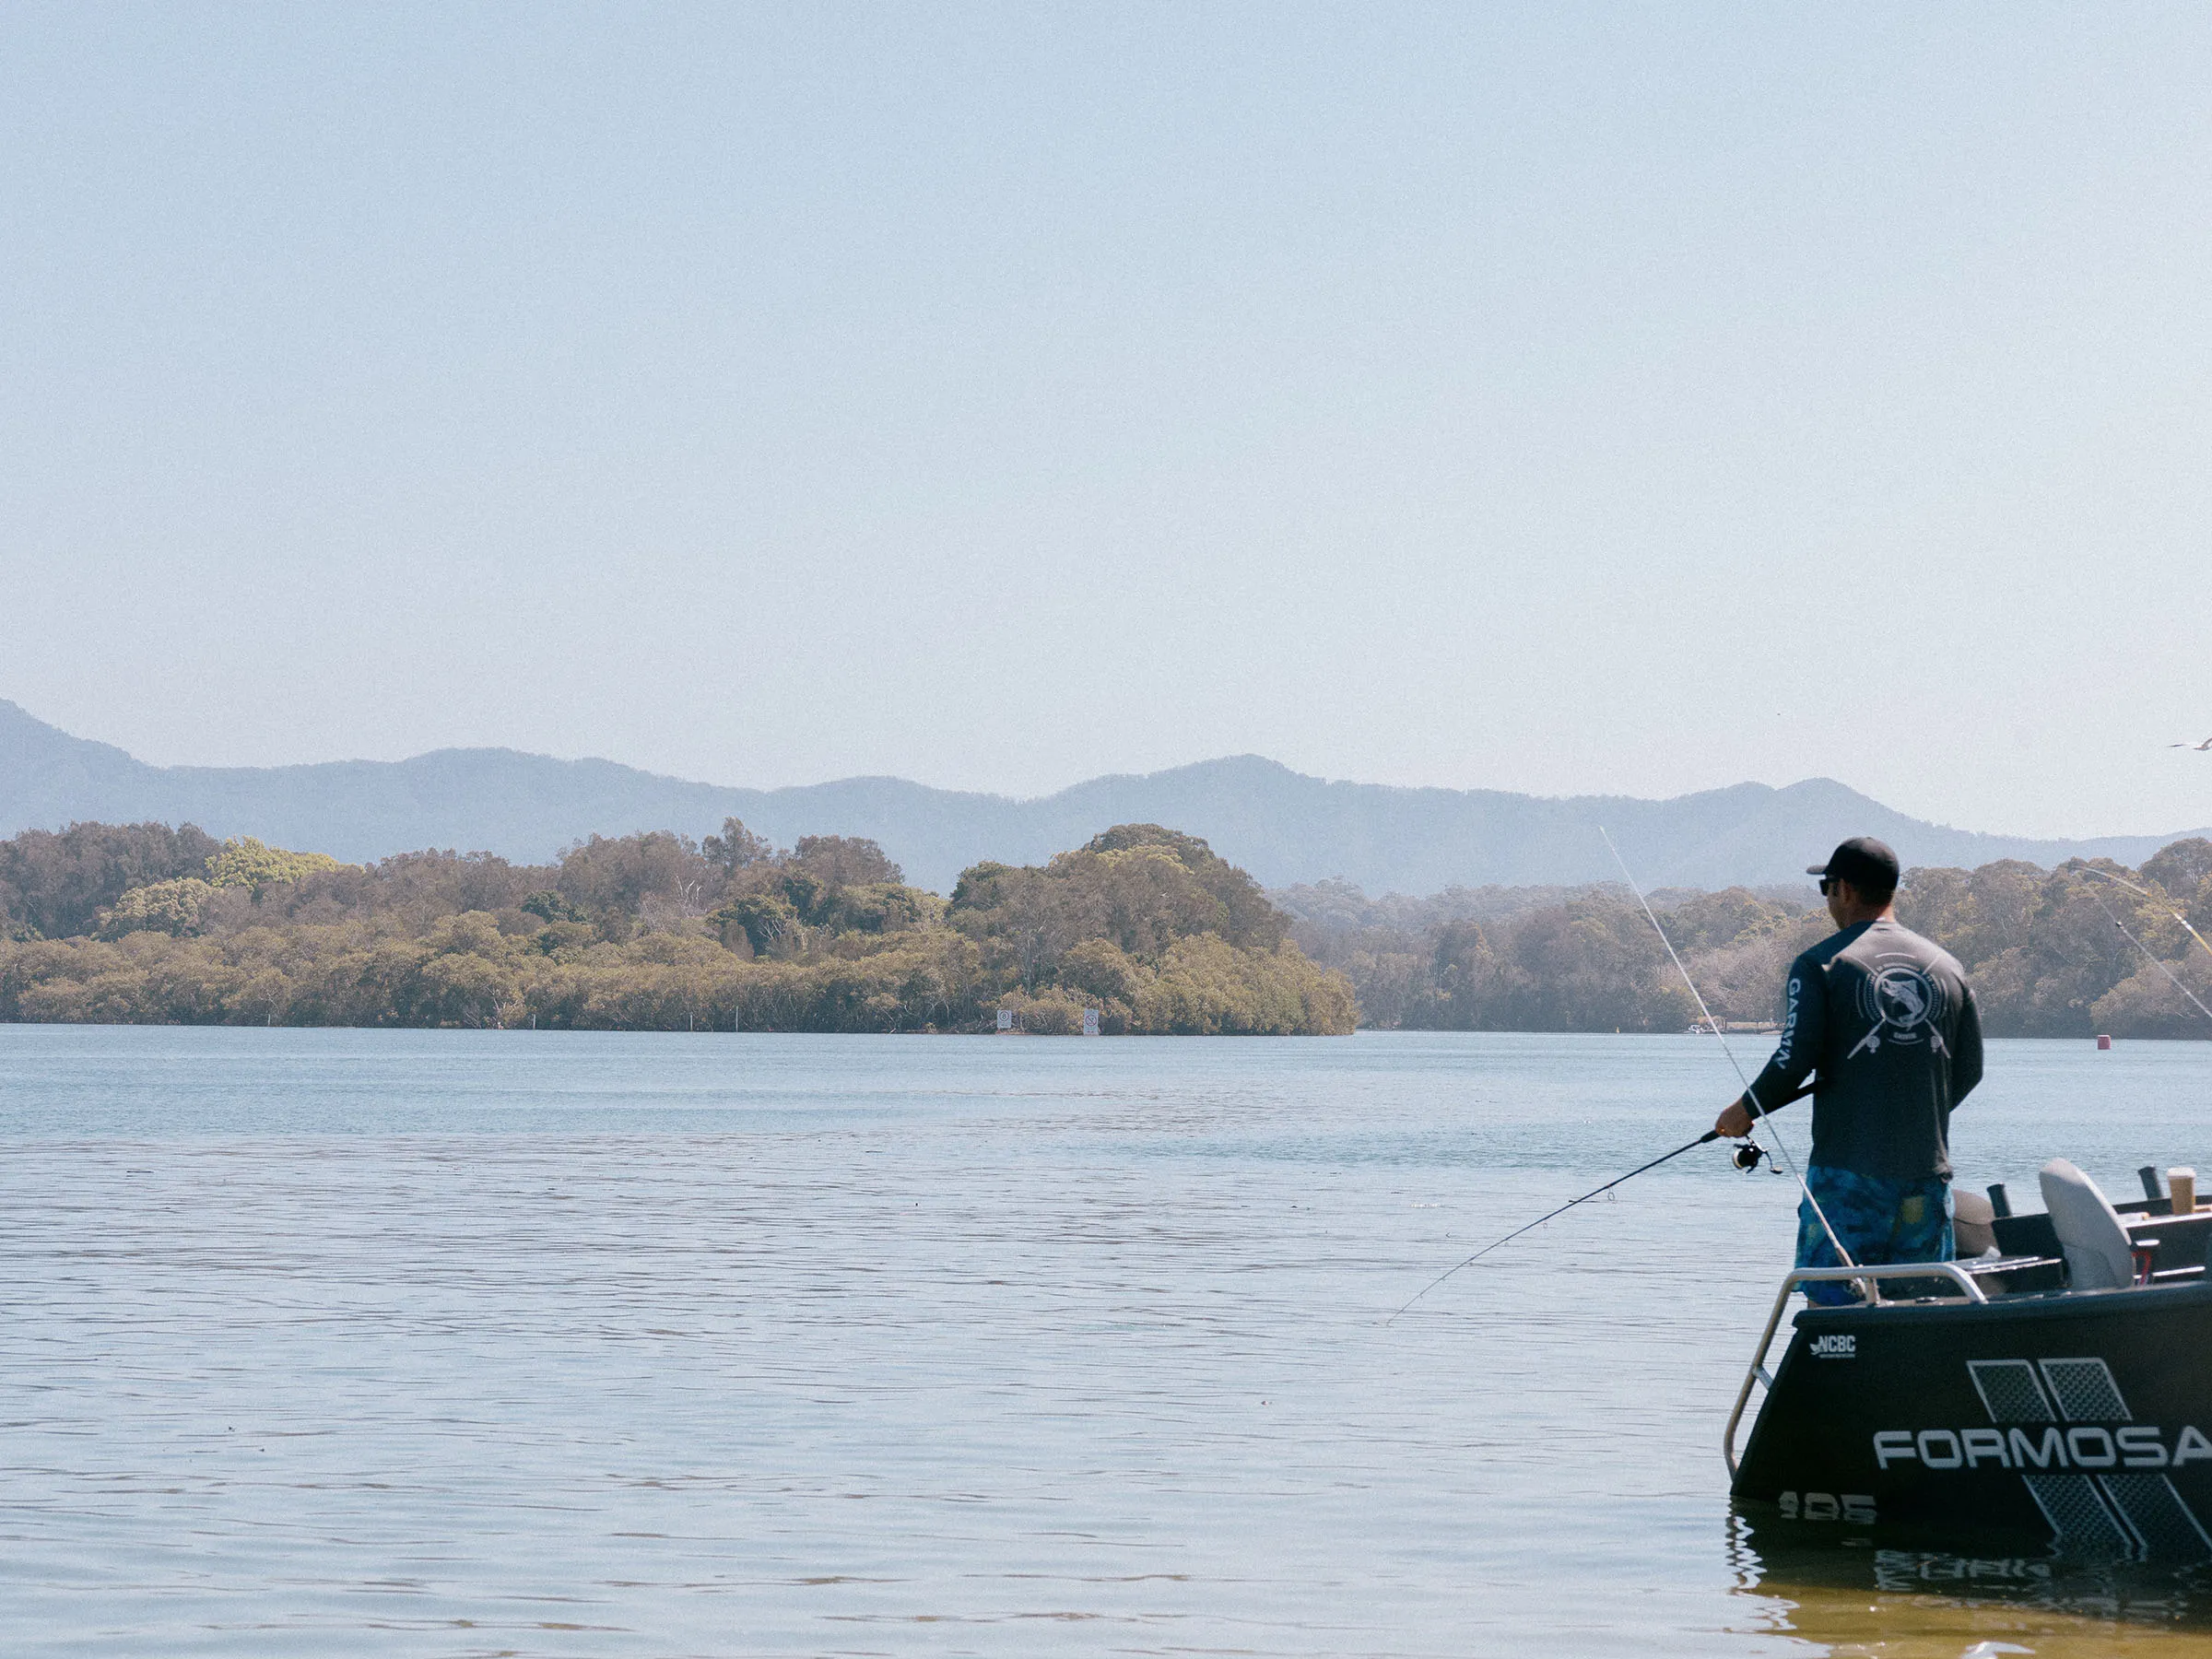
[1788,1275,2212,1331]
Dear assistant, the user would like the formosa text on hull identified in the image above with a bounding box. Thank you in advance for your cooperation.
[1730,1159,2212,1559]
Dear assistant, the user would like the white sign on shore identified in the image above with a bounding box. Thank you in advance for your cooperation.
[996,1009,1015,1032]
[1083,1007,1100,1037]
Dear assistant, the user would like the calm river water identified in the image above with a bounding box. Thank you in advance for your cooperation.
[5,1027,2212,1657]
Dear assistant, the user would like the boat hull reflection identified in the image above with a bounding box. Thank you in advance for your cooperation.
[1732,1511,2212,1653]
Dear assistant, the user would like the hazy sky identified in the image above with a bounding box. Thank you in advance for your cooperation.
[6,4,2210,837]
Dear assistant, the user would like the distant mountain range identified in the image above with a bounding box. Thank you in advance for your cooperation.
[3,699,2203,895]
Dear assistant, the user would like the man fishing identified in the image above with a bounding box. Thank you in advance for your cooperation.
[1713,836,1983,1305]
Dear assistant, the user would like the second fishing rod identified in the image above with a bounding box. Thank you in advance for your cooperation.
[1388,832,1843,1323]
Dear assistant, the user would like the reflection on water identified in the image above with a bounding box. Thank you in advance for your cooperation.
[1735,1515,2212,1653]
[7,1027,2212,1655]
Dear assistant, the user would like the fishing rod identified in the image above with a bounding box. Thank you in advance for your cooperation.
[1599,828,1855,1270]
[2077,867,2212,1027]
[1384,1078,1814,1324]
[2082,864,2212,969]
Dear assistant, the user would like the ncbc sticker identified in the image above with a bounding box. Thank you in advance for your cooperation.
[1810,1334,1855,1359]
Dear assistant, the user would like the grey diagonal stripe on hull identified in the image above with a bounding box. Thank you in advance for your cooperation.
[1971,1359,2054,1423]
[2038,1356,2212,1558]
[1970,1359,2132,1555]
[2022,1473,2138,1557]
[2042,1358,2131,1421]
[2101,1475,2212,1561]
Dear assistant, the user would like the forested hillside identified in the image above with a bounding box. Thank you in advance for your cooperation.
[1281,840,2212,1039]
[13,818,2208,1038]
[0,820,1355,1035]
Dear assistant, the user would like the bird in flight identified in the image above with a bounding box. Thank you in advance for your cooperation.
[2172,737,2212,750]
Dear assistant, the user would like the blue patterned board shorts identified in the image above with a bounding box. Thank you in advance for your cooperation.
[1795,1164,1953,1306]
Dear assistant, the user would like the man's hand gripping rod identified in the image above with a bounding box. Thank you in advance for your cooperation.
[1597,828,1855,1272]
[1384,1080,1812,1324]
[1385,832,1853,1326]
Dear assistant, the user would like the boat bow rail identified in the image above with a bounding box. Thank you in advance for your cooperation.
[1724,1264,1987,1477]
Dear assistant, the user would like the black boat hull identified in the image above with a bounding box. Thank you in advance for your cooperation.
[1732,1280,2212,1558]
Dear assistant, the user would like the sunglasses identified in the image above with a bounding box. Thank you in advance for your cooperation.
[1818,876,1838,896]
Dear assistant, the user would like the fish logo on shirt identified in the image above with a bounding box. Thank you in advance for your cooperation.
[1849,959,1949,1057]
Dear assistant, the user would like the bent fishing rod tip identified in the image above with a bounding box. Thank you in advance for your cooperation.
[1383,1085,1812,1325]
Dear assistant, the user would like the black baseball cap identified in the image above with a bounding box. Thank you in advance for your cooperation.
[1807,836,1900,892]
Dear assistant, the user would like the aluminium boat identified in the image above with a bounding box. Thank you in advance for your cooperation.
[1728,1160,2212,1559]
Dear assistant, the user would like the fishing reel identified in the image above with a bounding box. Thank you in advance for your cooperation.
[1732,1140,1770,1173]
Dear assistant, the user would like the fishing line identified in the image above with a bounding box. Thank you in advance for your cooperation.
[2077,869,2212,1028]
[1598,828,1854,1269]
[2082,864,2212,970]
[1383,1079,1813,1324]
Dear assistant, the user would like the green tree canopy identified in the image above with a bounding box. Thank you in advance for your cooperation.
[0,820,223,940]
[203,837,344,892]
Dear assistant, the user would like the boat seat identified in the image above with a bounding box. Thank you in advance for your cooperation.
[1952,1186,1998,1257]
[2040,1159,2136,1289]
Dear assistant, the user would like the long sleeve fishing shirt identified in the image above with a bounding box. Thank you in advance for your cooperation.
[1742,917,1983,1182]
